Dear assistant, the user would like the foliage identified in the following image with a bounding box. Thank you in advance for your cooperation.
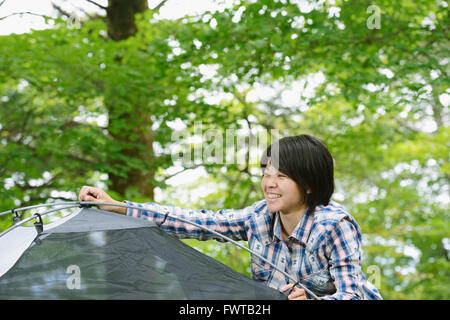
[0,0,448,299]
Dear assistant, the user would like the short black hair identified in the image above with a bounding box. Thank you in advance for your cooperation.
[260,134,334,215]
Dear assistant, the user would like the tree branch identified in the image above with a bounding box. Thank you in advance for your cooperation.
[0,11,53,21]
[72,3,105,19]
[49,196,77,201]
[85,0,107,11]
[51,2,72,18]
[5,135,100,168]
[152,0,168,13]
[163,163,207,181]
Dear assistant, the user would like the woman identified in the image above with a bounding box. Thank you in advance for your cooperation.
[78,134,382,300]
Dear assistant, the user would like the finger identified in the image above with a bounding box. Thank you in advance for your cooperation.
[87,187,99,197]
[289,295,307,300]
[287,287,303,297]
[84,195,98,202]
[78,186,87,201]
[79,186,97,201]
[288,292,307,300]
[288,288,306,300]
[79,186,92,200]
[280,284,293,292]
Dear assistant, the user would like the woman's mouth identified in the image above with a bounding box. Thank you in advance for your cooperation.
[266,193,282,200]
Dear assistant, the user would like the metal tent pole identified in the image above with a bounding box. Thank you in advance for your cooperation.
[0,201,322,300]
[0,202,81,217]
[0,204,81,238]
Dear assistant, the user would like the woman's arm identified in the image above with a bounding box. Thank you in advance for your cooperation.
[322,218,366,300]
[78,186,251,242]
[124,200,251,241]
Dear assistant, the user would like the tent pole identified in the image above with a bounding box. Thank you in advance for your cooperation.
[0,202,81,217]
[0,201,322,300]
[84,202,322,300]
[0,205,81,239]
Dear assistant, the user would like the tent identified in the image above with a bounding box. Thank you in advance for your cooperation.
[0,205,286,300]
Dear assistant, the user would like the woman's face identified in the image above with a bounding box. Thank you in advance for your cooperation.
[261,162,307,214]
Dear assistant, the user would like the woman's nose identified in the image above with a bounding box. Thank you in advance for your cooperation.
[264,176,278,188]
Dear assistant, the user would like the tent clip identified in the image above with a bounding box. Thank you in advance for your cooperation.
[12,208,20,224]
[34,213,44,235]
[287,281,301,296]
[78,201,93,208]
[157,208,170,227]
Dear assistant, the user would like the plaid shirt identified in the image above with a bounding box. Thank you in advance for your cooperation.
[124,199,382,300]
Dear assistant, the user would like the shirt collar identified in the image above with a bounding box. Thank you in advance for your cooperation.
[272,209,313,246]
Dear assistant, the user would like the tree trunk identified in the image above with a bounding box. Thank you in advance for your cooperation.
[105,0,155,199]
[106,0,148,41]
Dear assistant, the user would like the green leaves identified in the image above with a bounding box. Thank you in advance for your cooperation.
[0,0,448,299]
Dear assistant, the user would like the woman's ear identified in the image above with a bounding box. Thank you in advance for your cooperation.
[306,189,312,195]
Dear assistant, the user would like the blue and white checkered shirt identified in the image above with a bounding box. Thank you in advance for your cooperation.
[124,199,382,300]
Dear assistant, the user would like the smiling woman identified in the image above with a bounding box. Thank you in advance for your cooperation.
[78,134,382,300]
[261,135,334,218]
[262,163,309,240]
[260,136,332,247]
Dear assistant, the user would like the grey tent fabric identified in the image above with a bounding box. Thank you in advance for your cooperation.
[44,207,156,233]
[0,208,286,300]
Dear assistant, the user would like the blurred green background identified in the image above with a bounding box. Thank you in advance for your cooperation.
[0,0,448,299]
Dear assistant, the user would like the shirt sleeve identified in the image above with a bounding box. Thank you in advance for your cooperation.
[123,200,252,242]
[321,218,366,300]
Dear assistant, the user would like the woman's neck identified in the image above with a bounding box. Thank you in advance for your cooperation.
[279,204,307,240]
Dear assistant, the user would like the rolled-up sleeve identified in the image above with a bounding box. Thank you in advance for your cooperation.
[124,200,250,241]
[321,218,366,300]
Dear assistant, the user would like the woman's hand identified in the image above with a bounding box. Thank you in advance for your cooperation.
[281,283,308,300]
[78,186,126,215]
